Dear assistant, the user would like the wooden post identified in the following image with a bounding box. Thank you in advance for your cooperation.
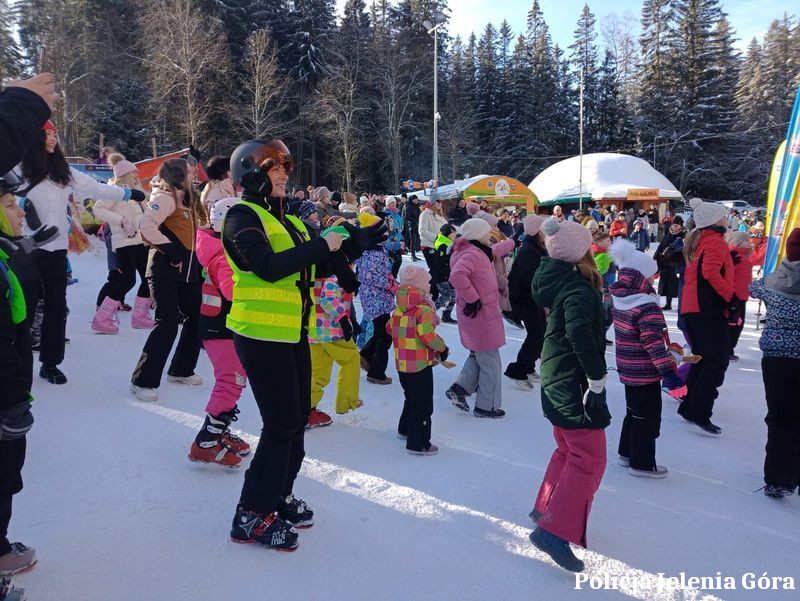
[151,137,157,158]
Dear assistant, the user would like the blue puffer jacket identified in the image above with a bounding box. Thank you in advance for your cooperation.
[749,261,800,359]
[384,208,404,253]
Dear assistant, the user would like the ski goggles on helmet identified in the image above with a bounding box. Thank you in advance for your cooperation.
[253,140,294,174]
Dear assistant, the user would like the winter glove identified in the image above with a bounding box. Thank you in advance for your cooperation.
[0,224,59,255]
[730,250,742,265]
[129,188,146,203]
[158,243,184,272]
[120,216,136,238]
[351,315,362,338]
[0,402,34,441]
[727,296,743,326]
[340,315,354,341]
[463,300,482,318]
[587,375,607,394]
[341,221,389,259]
[437,346,450,363]
[23,198,42,231]
[189,144,202,162]
[662,371,688,400]
[582,388,607,413]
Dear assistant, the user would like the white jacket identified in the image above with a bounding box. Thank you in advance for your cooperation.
[24,167,128,252]
[418,208,447,248]
[93,195,146,251]
[201,178,237,214]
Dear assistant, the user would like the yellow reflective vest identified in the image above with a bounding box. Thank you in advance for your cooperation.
[225,200,315,342]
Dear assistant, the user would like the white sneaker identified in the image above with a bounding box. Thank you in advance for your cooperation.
[130,384,158,402]
[509,377,534,390]
[527,372,541,384]
[167,374,203,386]
[629,465,668,479]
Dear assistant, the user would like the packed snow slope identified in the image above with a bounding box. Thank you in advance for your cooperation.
[11,248,799,600]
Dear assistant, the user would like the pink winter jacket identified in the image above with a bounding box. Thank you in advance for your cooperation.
[449,237,508,352]
[196,227,233,301]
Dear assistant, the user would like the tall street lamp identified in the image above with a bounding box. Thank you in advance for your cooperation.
[423,18,444,196]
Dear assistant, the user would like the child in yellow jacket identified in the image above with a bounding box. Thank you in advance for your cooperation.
[388,264,449,455]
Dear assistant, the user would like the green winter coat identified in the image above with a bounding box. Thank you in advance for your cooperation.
[532,257,610,429]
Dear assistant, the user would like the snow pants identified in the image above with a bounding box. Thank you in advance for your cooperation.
[0,438,25,556]
[534,426,606,548]
[678,314,729,424]
[398,366,434,452]
[454,350,502,411]
[618,383,662,471]
[310,340,361,414]
[235,333,310,515]
[504,308,546,380]
[762,356,800,489]
[131,270,201,389]
[203,338,246,417]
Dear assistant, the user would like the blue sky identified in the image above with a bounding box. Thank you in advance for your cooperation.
[337,0,798,52]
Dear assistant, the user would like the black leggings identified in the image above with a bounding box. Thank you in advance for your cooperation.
[235,333,311,515]
[762,356,800,489]
[504,308,545,379]
[96,244,150,305]
[618,383,662,470]
[0,437,26,556]
[360,314,391,380]
[398,367,433,451]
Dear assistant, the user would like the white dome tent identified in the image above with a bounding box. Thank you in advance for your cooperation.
[528,153,682,213]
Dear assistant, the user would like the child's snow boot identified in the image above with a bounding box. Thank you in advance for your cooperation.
[131,296,156,329]
[529,527,585,573]
[230,508,299,551]
[214,406,251,456]
[0,576,25,601]
[91,296,119,335]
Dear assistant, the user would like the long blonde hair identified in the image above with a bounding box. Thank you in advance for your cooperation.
[575,250,603,292]
[683,228,701,264]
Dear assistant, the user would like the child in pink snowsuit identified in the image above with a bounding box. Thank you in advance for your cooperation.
[188,197,250,468]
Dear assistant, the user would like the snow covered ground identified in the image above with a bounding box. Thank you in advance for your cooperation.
[10,247,800,601]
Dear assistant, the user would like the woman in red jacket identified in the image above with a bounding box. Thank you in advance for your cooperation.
[678,198,735,436]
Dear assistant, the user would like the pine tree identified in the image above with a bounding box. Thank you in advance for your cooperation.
[440,35,478,181]
[569,4,600,152]
[0,0,24,80]
[474,23,500,173]
[762,15,797,126]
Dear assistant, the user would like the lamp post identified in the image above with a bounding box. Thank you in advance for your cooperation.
[423,18,443,197]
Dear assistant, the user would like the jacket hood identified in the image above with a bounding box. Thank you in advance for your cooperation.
[765,259,800,300]
[533,257,579,307]
[609,267,660,310]
[396,284,432,313]
[196,227,223,266]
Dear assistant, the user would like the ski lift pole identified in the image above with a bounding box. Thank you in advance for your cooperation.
[579,66,584,212]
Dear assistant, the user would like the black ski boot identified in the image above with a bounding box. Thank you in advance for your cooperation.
[230,508,299,551]
[277,495,314,528]
[446,384,470,412]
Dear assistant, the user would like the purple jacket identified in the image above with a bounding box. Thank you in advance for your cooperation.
[449,237,506,352]
[355,248,396,321]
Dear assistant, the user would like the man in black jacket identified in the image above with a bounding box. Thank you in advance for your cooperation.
[403,195,421,261]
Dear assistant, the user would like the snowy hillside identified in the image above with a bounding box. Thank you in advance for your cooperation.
[10,248,799,601]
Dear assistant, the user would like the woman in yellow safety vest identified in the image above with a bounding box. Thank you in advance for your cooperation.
[223,139,386,551]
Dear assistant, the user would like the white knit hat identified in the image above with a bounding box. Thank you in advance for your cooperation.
[689,198,727,229]
[210,197,239,232]
[459,217,492,241]
[609,238,657,279]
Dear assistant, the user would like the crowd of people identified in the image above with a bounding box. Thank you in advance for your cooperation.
[0,74,799,598]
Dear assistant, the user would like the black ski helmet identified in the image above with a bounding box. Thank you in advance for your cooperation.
[230,139,294,197]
